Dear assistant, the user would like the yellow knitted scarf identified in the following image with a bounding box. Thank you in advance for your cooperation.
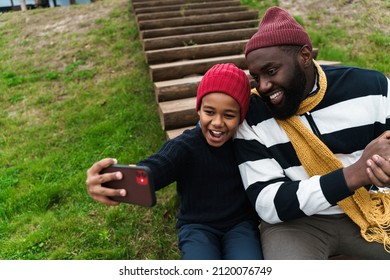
[254,60,390,252]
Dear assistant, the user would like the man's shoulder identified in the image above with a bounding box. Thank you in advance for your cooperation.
[322,64,385,79]
[322,64,388,94]
[245,94,273,126]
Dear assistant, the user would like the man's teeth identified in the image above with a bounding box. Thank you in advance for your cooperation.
[270,91,282,100]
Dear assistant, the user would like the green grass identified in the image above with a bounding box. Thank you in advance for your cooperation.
[0,0,179,260]
[0,0,389,260]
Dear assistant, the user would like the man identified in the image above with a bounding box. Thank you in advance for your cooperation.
[234,6,390,259]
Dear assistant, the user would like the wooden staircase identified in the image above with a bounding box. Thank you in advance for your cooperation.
[131,0,340,139]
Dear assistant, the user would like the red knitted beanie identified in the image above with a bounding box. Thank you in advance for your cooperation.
[245,6,312,56]
[196,63,250,123]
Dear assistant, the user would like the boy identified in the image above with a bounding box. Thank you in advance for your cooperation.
[86,63,263,260]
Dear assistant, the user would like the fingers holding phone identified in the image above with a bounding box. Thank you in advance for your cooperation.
[86,158,126,206]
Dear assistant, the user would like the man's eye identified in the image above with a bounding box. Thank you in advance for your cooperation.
[268,68,277,75]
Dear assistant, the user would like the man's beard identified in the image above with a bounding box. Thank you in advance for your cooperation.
[265,62,307,120]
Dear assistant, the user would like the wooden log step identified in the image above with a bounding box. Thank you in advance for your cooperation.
[134,0,241,15]
[154,76,203,102]
[149,54,247,82]
[316,60,342,66]
[140,19,259,39]
[145,40,248,64]
[136,6,248,21]
[154,69,254,102]
[158,97,198,130]
[143,27,257,51]
[132,0,230,10]
[137,11,259,30]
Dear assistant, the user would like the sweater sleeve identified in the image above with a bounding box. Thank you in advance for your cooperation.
[137,129,194,191]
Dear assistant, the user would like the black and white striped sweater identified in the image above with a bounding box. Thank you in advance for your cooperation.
[234,64,390,224]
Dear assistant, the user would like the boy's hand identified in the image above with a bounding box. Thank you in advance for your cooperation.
[86,158,126,206]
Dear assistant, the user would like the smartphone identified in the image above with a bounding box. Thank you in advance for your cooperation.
[100,164,156,207]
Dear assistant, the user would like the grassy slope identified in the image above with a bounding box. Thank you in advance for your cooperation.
[0,0,389,260]
[0,0,179,260]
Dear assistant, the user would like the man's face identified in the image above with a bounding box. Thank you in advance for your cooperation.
[246,46,307,119]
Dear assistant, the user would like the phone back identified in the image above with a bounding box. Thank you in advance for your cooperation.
[101,165,156,207]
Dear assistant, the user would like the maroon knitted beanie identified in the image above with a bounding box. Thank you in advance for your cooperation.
[245,6,312,56]
[196,63,250,123]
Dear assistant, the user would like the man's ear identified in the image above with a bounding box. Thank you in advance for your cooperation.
[299,45,312,68]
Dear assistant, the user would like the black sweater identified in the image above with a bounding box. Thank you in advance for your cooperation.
[138,126,257,229]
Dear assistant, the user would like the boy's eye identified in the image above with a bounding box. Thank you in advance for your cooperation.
[224,113,236,119]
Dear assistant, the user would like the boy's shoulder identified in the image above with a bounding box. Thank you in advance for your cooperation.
[170,126,204,147]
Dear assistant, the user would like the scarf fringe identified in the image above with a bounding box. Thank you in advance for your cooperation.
[339,187,390,253]
[362,227,390,253]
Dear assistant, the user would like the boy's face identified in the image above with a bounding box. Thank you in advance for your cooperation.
[198,92,241,147]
